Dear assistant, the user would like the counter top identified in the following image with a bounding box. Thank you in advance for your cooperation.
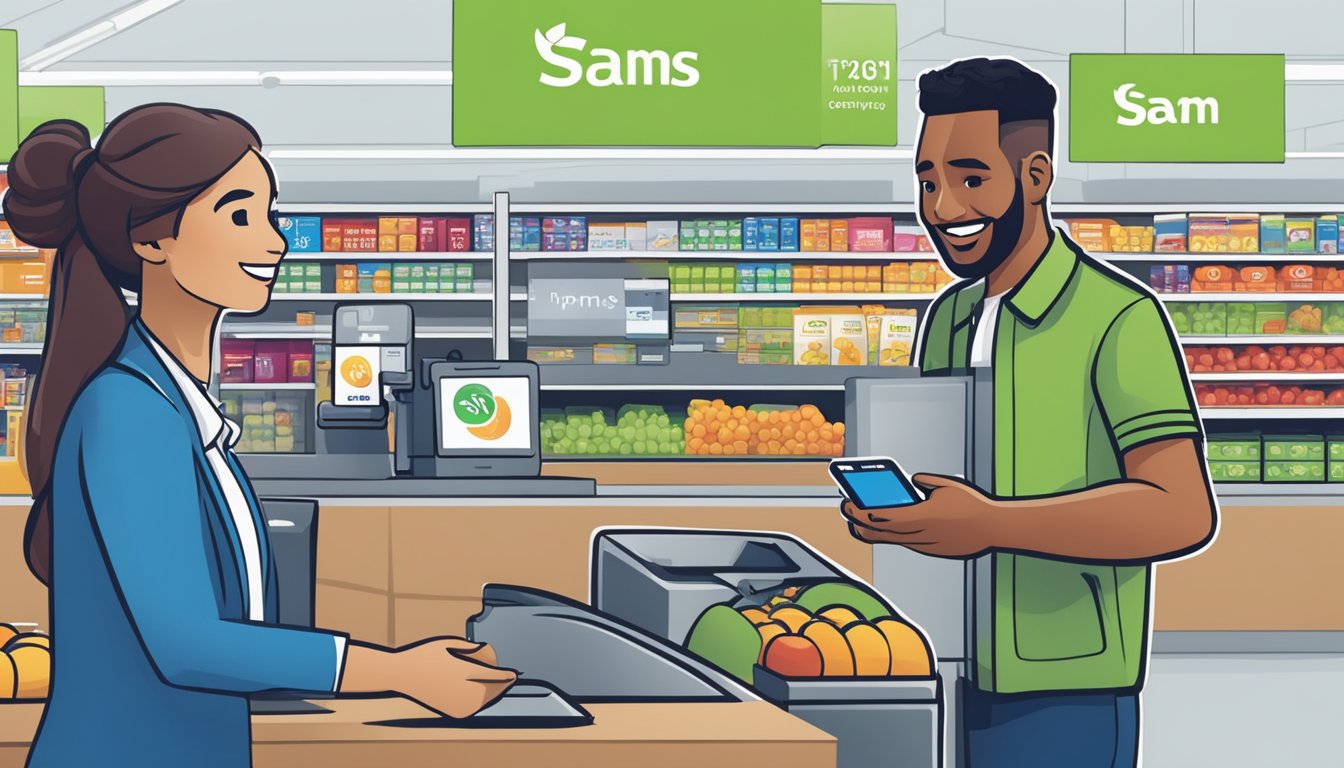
[0,697,835,768]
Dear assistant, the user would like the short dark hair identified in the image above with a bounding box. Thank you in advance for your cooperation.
[918,57,1057,152]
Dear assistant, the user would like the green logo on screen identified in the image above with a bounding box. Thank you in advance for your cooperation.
[534,22,700,88]
[453,383,496,426]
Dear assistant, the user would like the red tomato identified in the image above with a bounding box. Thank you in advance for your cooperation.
[1236,356,1252,370]
[1198,353,1215,366]
[1201,393,1217,406]
[1271,346,1287,356]
[1325,355,1340,370]
[1329,347,1344,361]
[1280,357,1298,370]
[1266,386,1282,401]
[1312,360,1327,372]
[1313,346,1326,357]
[1211,364,1224,372]
[1256,391,1271,404]
[1253,352,1271,370]
[1247,345,1266,356]
[1216,348,1236,363]
[1238,394,1252,404]
[1329,390,1344,406]
[1301,353,1316,367]
[1283,391,1297,405]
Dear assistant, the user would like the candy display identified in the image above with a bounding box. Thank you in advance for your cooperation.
[685,401,843,457]
[299,215,491,252]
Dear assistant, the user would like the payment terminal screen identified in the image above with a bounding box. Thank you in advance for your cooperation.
[845,470,918,508]
[439,377,533,452]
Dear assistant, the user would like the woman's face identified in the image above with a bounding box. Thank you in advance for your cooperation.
[150,150,287,313]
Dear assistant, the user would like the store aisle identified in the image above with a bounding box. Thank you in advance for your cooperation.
[1142,653,1343,767]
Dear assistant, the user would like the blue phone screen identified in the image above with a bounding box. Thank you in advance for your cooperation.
[845,470,918,508]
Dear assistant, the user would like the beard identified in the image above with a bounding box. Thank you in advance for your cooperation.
[921,180,1026,282]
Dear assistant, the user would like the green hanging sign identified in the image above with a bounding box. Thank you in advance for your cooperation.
[451,1,897,147]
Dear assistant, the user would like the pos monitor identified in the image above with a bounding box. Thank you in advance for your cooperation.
[430,360,541,477]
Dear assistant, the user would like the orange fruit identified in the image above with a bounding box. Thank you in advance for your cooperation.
[755,444,770,455]
[735,425,751,441]
[768,411,781,424]
[835,422,846,436]
[793,445,806,455]
[0,624,16,649]
[0,652,12,700]
[723,444,736,456]
[688,437,704,452]
[732,405,747,419]
[802,620,856,677]
[763,635,823,678]
[819,605,863,628]
[709,443,723,455]
[844,622,892,676]
[9,644,49,699]
[756,411,770,423]
[733,440,749,454]
[692,424,707,438]
[769,606,814,633]
[807,430,819,442]
[717,428,733,443]
[741,608,770,625]
[784,439,798,451]
[875,619,933,676]
[698,445,712,456]
[811,412,826,427]
[756,621,790,664]
[726,418,739,431]
[712,399,726,408]
[800,404,819,419]
[805,442,818,454]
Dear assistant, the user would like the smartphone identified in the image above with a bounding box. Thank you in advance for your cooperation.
[829,456,925,509]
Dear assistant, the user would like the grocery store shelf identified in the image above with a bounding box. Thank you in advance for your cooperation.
[1102,253,1344,263]
[220,323,493,340]
[0,343,43,355]
[1199,407,1344,419]
[1214,483,1344,497]
[1182,335,1344,344]
[277,204,494,214]
[671,292,940,302]
[537,353,919,390]
[512,250,939,262]
[509,203,913,214]
[1190,373,1344,381]
[286,252,493,261]
[219,382,316,391]
[269,292,491,302]
[1161,293,1339,302]
[0,295,48,302]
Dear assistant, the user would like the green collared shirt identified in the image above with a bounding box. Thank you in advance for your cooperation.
[920,229,1202,693]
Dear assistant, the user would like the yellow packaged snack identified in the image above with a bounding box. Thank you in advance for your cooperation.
[879,309,919,366]
[831,309,867,365]
[793,308,831,365]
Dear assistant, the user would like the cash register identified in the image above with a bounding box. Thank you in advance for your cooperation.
[243,303,594,497]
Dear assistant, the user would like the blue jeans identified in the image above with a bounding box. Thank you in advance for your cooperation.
[962,682,1140,768]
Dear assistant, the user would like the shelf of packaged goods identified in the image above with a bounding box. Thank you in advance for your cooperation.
[219,323,493,340]
[276,204,495,214]
[1182,335,1344,344]
[1161,293,1341,302]
[670,292,940,302]
[218,382,316,392]
[1102,253,1344,263]
[511,250,940,262]
[537,354,918,390]
[0,344,42,355]
[1199,407,1344,419]
[1190,373,1344,382]
[0,295,48,302]
[268,292,491,302]
[284,252,494,261]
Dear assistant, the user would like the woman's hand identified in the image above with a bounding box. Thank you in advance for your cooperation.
[341,637,517,719]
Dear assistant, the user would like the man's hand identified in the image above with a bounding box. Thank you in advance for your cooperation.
[841,473,1000,559]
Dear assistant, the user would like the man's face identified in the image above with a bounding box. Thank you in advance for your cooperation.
[916,110,1026,281]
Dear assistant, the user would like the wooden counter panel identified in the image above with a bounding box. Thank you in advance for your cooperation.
[315,582,392,646]
[389,503,870,602]
[315,505,391,592]
[542,461,832,487]
[0,699,836,768]
[391,595,485,646]
[1154,505,1344,631]
[0,505,45,630]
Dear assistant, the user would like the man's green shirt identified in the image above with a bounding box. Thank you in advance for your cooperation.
[918,228,1203,693]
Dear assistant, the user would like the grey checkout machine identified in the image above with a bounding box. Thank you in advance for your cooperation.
[243,303,594,497]
[846,371,990,768]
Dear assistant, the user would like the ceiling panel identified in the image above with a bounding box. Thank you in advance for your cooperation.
[944,0,1124,55]
[58,0,452,65]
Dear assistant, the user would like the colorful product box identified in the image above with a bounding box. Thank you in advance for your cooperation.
[679,221,698,251]
[850,217,894,252]
[408,264,427,293]
[455,263,474,293]
[1208,461,1262,482]
[756,265,775,293]
[1206,435,1261,461]
[1318,216,1339,255]
[278,216,321,253]
[830,220,849,252]
[728,220,743,251]
[588,223,627,251]
[1153,214,1188,252]
[569,217,588,251]
[1286,217,1316,253]
[419,217,446,252]
[737,264,756,293]
[253,341,290,384]
[473,214,495,252]
[626,222,647,251]
[711,220,730,251]
[780,218,800,251]
[341,220,379,252]
[744,218,760,251]
[759,218,781,251]
[446,218,472,252]
[321,219,344,252]
[1263,435,1325,462]
[392,264,412,293]
[1260,215,1286,253]
[221,340,255,384]
[1264,461,1325,482]
[377,217,399,252]
[648,221,679,251]
[775,263,793,292]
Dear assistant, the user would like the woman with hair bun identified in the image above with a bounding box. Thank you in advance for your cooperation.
[6,105,514,768]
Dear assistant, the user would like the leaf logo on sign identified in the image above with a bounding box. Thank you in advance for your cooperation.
[534,22,699,88]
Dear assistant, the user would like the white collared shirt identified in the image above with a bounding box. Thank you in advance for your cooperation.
[143,331,345,688]
[971,287,1006,368]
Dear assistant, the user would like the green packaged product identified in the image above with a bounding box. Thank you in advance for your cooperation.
[680,222,698,251]
[1226,303,1256,335]
[756,265,775,293]
[1331,462,1344,482]
[1208,461,1262,482]
[1187,303,1227,336]
[392,278,411,293]
[1263,461,1325,482]
[697,221,712,252]
[1263,435,1324,461]
[775,263,793,292]
[456,263,474,281]
[1254,303,1287,335]
[1329,436,1344,462]
[740,306,764,328]
[728,220,743,251]
[1206,435,1260,461]
[690,265,706,293]
[712,220,730,251]
[1324,303,1344,335]
[456,279,474,293]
